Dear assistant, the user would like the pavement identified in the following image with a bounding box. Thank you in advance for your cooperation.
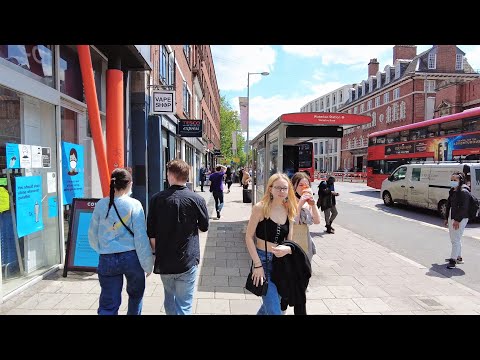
[2,182,480,315]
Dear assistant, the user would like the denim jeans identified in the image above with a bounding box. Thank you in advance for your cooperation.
[213,191,224,213]
[256,248,282,315]
[160,265,198,315]
[97,250,146,315]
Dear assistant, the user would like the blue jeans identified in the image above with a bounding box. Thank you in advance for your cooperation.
[256,248,282,315]
[97,250,146,315]
[213,191,224,212]
[161,265,198,315]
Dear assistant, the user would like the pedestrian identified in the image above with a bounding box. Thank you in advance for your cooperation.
[278,172,320,315]
[147,159,209,314]
[242,167,251,189]
[88,168,154,315]
[244,173,297,315]
[209,165,227,219]
[444,171,471,269]
[225,166,233,193]
[239,168,244,187]
[317,176,339,234]
[199,165,206,192]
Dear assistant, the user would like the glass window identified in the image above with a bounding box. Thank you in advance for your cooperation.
[428,53,436,69]
[409,127,427,140]
[183,45,190,64]
[463,117,480,133]
[386,132,399,144]
[376,136,386,144]
[160,45,167,84]
[0,45,54,87]
[61,108,78,143]
[427,124,439,138]
[400,130,409,142]
[59,45,84,102]
[369,137,377,146]
[392,166,407,180]
[183,81,190,116]
[268,140,278,177]
[456,54,464,71]
[440,119,462,135]
[411,168,421,181]
[91,48,106,112]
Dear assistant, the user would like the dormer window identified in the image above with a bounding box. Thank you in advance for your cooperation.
[395,63,401,79]
[376,71,382,89]
[456,54,464,70]
[428,52,436,69]
[385,67,390,83]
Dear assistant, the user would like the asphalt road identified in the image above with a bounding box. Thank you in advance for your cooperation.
[312,180,480,292]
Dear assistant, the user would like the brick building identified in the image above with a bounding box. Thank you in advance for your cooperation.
[339,45,480,172]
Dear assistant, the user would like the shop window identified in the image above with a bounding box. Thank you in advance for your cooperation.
[59,45,84,102]
[0,45,54,87]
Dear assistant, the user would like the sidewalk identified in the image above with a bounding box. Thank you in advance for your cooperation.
[2,183,480,314]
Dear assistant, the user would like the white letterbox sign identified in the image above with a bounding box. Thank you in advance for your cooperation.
[152,90,175,115]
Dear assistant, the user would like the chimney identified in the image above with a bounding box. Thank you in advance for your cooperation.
[368,58,379,77]
[393,45,417,62]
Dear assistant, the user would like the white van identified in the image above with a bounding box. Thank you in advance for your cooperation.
[380,162,480,218]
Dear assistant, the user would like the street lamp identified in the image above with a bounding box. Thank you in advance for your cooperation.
[246,71,269,169]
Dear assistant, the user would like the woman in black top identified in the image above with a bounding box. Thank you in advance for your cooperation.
[244,173,297,315]
[225,166,233,193]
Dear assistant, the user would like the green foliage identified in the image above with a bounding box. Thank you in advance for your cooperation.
[220,94,246,166]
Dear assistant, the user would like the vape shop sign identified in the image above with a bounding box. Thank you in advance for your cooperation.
[178,119,202,137]
[151,89,175,115]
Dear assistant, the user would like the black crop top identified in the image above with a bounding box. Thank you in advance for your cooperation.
[255,218,289,244]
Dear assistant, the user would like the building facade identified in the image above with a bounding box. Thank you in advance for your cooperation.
[0,45,151,301]
[149,45,220,193]
[339,45,480,172]
[300,85,352,172]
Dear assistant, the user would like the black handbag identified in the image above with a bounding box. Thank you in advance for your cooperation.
[245,221,269,296]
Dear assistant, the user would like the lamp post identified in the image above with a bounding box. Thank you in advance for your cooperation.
[246,71,269,169]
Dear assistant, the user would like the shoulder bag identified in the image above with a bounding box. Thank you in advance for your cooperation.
[245,220,269,296]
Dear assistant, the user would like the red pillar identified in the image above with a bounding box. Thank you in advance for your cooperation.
[106,69,124,173]
[77,45,110,197]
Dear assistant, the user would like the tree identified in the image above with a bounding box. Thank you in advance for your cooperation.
[220,94,246,166]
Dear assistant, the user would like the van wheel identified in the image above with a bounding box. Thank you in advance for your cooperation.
[438,200,448,219]
[383,191,393,206]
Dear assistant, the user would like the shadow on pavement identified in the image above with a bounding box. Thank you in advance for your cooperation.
[373,203,480,229]
[427,263,465,278]
[349,190,382,199]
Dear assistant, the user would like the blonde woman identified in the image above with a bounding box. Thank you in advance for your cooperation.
[245,173,297,315]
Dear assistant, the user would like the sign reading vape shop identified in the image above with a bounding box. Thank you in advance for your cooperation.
[61,142,84,205]
[178,119,202,137]
[151,89,175,115]
[15,176,44,238]
[63,198,100,276]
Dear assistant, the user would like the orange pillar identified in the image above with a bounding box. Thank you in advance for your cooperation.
[77,45,110,197]
[106,68,124,173]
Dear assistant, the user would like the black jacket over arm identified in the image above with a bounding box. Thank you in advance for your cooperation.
[271,241,312,307]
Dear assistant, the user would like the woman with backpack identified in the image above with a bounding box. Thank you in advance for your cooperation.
[444,171,475,269]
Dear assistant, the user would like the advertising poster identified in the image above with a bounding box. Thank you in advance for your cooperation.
[72,211,99,267]
[6,143,20,169]
[19,144,32,168]
[61,141,84,205]
[383,133,480,161]
[47,172,56,193]
[15,176,44,238]
[48,196,58,218]
[31,145,43,168]
[42,147,51,168]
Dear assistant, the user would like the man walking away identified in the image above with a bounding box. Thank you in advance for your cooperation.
[147,159,209,314]
[199,166,206,192]
[444,171,471,269]
[209,165,226,219]
[317,176,339,234]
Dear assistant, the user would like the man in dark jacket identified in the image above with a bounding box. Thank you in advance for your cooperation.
[317,176,339,234]
[271,241,311,315]
[147,159,209,314]
[444,171,471,269]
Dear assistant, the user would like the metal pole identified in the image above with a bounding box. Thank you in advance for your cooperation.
[246,73,250,168]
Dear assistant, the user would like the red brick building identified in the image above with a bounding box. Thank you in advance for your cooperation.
[340,45,480,172]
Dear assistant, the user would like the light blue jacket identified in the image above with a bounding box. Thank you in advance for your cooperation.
[88,194,154,273]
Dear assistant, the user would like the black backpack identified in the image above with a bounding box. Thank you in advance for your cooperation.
[468,192,480,220]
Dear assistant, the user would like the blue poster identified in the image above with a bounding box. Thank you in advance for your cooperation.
[48,196,58,218]
[6,143,20,169]
[61,142,84,205]
[15,176,44,238]
[72,211,99,267]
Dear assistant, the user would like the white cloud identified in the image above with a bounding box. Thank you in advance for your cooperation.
[282,45,393,65]
[211,45,276,91]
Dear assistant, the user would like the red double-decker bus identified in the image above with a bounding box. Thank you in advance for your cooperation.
[367,106,480,189]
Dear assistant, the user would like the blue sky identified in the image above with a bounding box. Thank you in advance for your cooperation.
[211,45,480,139]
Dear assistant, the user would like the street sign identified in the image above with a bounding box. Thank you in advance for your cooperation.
[151,89,175,115]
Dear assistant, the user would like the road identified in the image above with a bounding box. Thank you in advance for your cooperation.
[312,180,480,292]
